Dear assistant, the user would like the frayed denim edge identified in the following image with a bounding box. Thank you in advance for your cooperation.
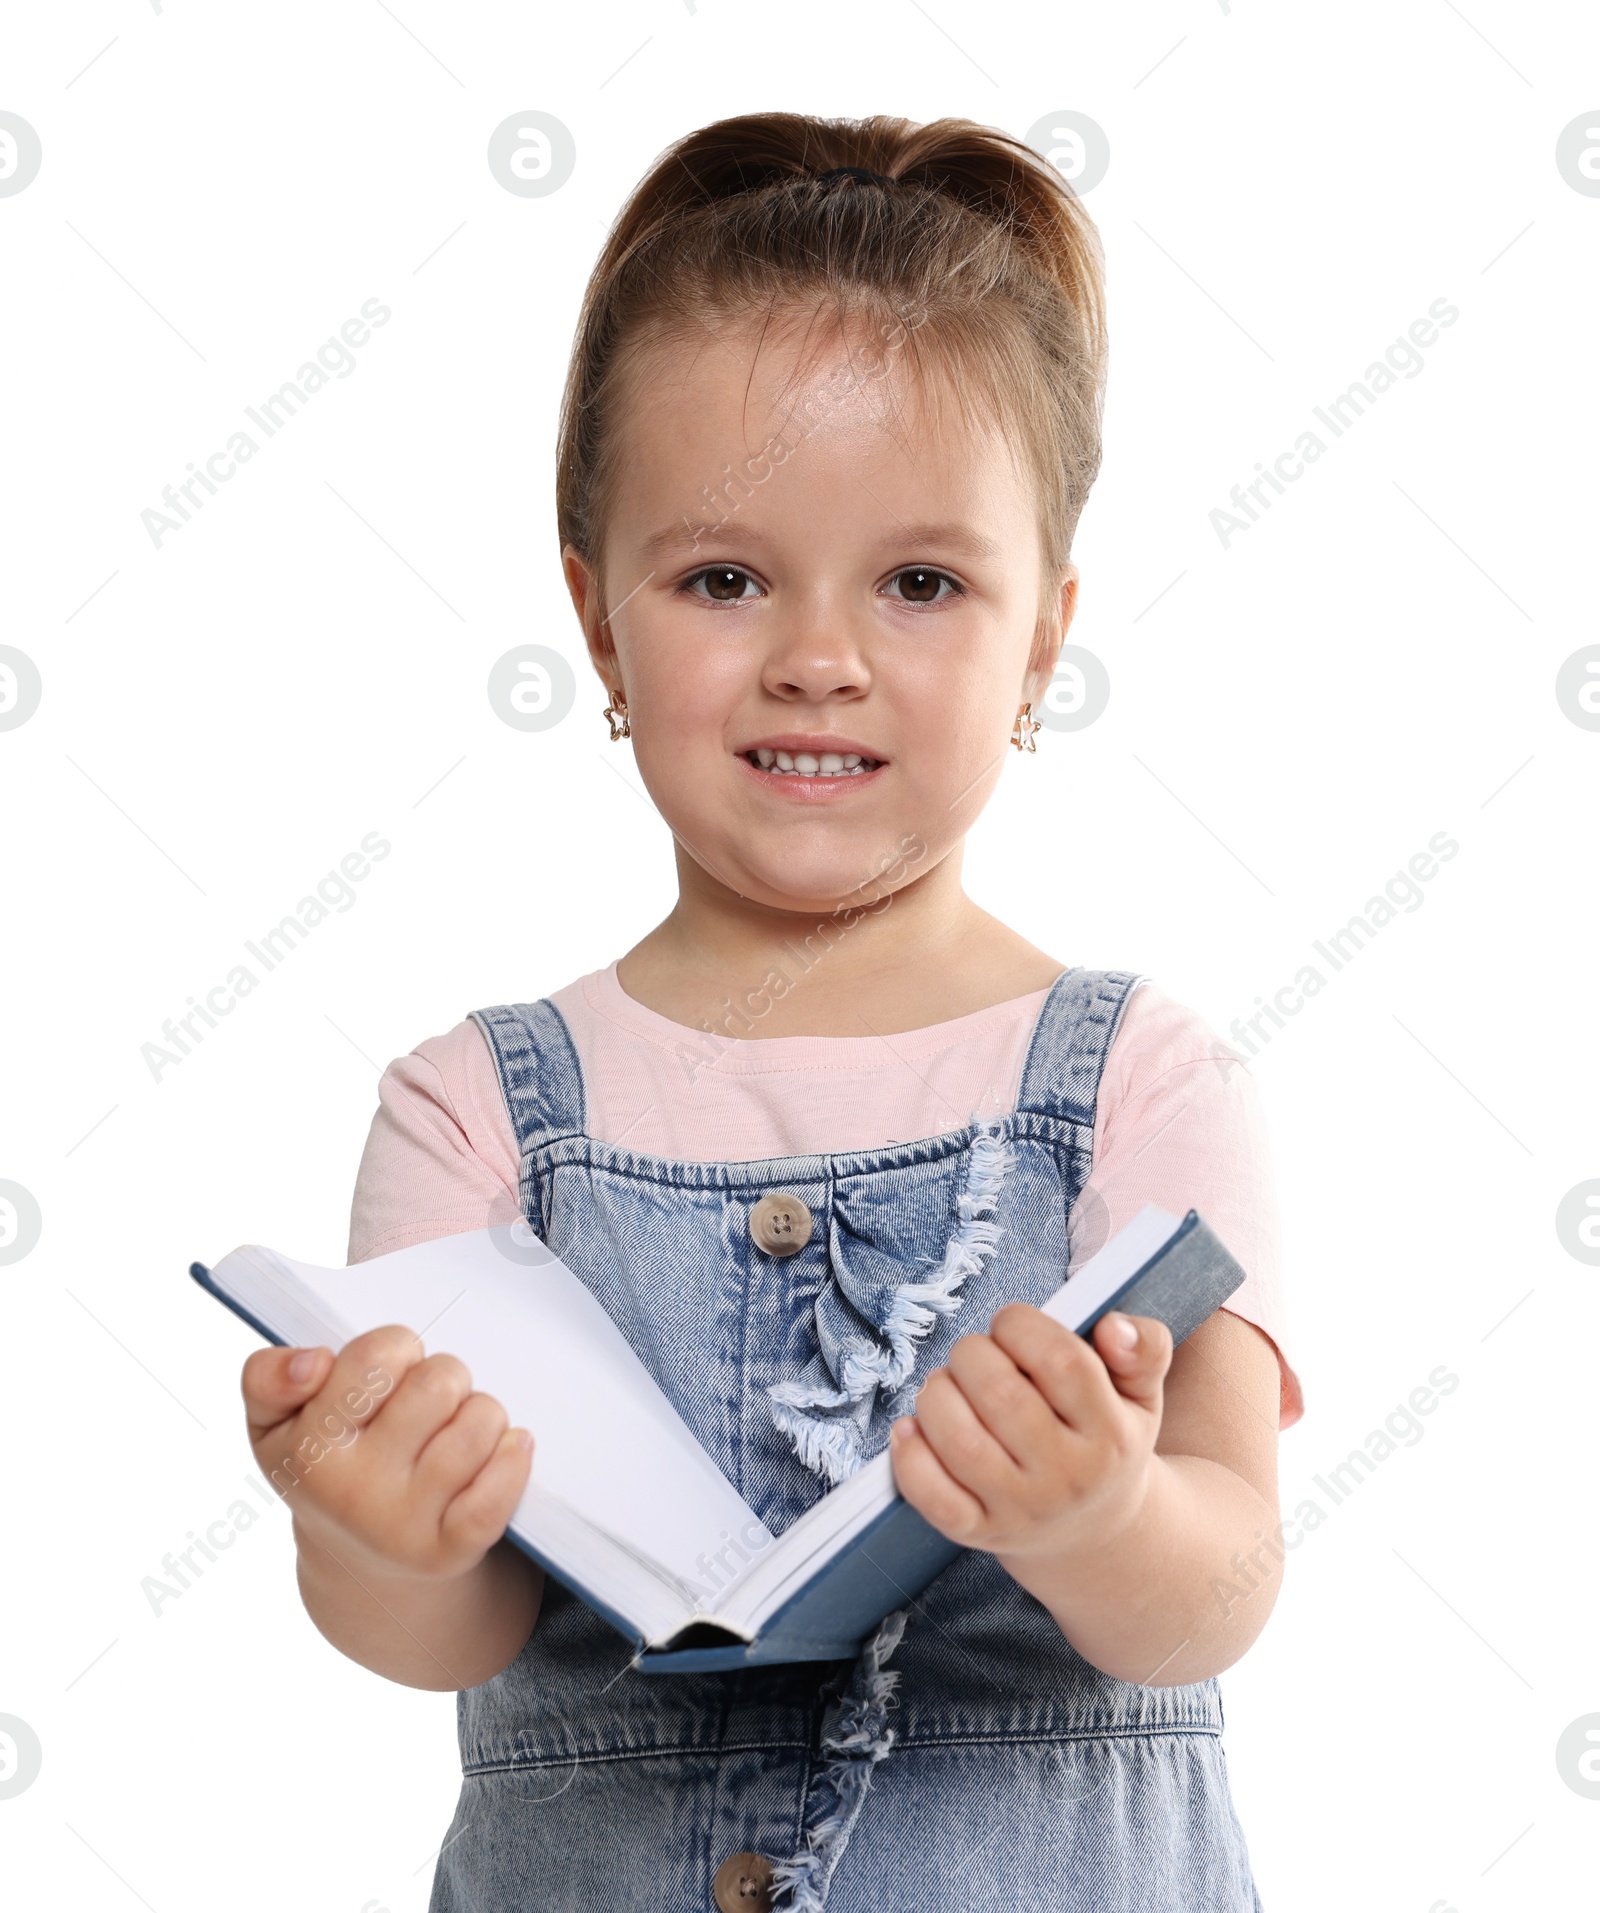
[764,1120,1016,1486]
[769,1608,909,1912]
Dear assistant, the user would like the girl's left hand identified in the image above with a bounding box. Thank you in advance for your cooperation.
[889,1303,1172,1566]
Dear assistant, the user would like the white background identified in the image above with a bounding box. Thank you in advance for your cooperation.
[2,2,1597,1908]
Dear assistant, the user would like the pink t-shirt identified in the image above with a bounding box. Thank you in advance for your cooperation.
[348,965,1303,1429]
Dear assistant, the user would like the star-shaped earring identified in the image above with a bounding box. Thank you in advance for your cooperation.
[1011,701,1040,752]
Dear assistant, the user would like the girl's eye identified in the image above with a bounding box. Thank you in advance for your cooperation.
[686,566,760,603]
[884,567,960,605]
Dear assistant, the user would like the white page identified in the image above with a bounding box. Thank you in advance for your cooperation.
[211,1226,770,1601]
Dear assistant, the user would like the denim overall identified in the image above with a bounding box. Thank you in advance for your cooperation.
[430,968,1262,1913]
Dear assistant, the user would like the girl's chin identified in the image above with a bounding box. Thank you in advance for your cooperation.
[691,849,924,921]
[666,804,938,911]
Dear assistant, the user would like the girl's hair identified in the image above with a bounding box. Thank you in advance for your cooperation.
[556,112,1108,661]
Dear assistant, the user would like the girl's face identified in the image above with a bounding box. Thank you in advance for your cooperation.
[567,317,1076,917]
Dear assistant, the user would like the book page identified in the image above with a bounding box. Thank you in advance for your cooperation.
[214,1227,771,1606]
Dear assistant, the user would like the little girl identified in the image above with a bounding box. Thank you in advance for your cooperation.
[242,112,1302,1912]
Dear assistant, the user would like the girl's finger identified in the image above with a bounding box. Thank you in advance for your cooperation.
[242,1345,333,1441]
[362,1352,476,1465]
[989,1305,1123,1437]
[945,1332,1068,1471]
[413,1391,510,1508]
[269,1323,422,1455]
[907,1367,1019,1508]
[888,1418,986,1541]
[439,1427,535,1558]
[1090,1313,1172,1416]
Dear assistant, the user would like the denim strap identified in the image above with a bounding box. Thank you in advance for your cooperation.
[469,999,587,1155]
[1013,966,1146,1126]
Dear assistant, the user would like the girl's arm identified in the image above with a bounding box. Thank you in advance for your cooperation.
[890,1302,1283,1686]
[293,1525,543,1693]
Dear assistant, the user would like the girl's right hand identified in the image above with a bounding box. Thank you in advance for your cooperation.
[240,1325,535,1584]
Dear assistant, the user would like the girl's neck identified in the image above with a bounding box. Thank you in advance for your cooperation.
[614,845,1065,1040]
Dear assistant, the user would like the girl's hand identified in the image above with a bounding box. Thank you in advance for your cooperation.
[241,1325,535,1585]
[889,1303,1172,1570]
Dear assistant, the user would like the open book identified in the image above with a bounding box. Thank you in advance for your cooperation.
[190,1204,1244,1672]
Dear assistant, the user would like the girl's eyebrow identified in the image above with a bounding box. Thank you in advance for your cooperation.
[639,522,722,561]
[637,521,1002,561]
[872,522,1003,560]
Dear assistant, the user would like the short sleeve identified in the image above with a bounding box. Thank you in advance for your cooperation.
[346,1017,522,1265]
[1068,984,1303,1429]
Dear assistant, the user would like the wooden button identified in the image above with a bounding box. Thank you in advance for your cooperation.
[713,1851,775,1911]
[749,1191,813,1258]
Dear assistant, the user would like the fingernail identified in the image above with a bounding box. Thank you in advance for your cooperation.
[511,1428,534,1453]
[891,1418,914,1443]
[1107,1315,1138,1353]
[287,1349,318,1383]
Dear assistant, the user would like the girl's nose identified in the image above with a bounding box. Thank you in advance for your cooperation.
[758,604,872,703]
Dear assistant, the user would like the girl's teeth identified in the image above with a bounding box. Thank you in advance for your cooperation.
[748,750,880,777]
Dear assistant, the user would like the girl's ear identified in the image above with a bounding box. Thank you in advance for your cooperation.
[562,544,619,682]
[1024,563,1080,708]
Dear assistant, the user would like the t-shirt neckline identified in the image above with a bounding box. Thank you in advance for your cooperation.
[583,960,1056,1067]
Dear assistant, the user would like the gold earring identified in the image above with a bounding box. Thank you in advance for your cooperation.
[602,691,630,741]
[1011,702,1040,752]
